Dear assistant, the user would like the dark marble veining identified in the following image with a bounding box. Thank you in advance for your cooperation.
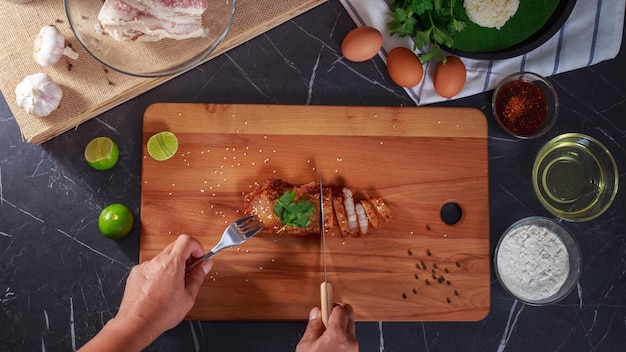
[1,1,625,351]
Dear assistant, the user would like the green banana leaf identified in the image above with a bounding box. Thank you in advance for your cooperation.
[451,0,560,52]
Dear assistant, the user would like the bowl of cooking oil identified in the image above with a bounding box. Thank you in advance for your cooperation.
[532,133,619,222]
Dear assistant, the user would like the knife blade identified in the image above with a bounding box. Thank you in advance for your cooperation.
[319,173,333,327]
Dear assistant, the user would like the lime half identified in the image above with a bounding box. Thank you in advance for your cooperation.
[98,203,134,240]
[85,137,119,170]
[147,131,178,161]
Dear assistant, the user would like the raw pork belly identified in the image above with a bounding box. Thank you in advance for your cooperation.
[98,0,209,41]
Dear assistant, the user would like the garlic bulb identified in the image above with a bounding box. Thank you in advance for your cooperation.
[33,25,78,67]
[15,73,63,117]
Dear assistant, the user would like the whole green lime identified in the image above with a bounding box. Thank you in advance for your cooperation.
[98,203,134,240]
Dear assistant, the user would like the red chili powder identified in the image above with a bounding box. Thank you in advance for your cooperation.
[495,80,547,136]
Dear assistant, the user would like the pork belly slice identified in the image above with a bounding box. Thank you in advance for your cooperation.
[359,199,381,229]
[148,0,209,17]
[98,0,209,42]
[321,187,334,233]
[332,195,351,237]
[368,196,394,222]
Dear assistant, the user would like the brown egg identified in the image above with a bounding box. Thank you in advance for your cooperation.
[386,47,423,88]
[341,26,383,62]
[433,56,467,98]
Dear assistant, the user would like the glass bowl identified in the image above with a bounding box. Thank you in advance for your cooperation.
[532,133,619,222]
[494,216,582,306]
[64,0,236,77]
[492,72,558,139]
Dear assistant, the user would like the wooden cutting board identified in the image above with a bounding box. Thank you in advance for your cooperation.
[140,103,490,322]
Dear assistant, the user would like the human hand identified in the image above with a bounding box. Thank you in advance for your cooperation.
[116,234,212,340]
[79,234,212,351]
[296,303,359,352]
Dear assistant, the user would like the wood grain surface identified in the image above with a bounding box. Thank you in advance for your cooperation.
[140,103,490,321]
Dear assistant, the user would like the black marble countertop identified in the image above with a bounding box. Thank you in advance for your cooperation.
[1,1,625,351]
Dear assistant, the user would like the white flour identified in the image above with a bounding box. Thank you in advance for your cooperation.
[496,224,570,301]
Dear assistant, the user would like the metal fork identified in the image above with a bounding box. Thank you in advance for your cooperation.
[185,215,264,273]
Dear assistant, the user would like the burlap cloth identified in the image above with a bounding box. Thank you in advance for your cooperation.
[0,0,325,144]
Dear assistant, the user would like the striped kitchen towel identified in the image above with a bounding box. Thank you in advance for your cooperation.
[339,0,625,105]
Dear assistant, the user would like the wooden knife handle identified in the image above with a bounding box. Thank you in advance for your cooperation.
[320,281,333,327]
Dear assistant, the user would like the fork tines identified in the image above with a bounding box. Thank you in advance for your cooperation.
[237,215,264,238]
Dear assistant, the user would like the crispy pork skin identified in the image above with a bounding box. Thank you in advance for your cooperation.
[98,0,209,42]
[244,179,326,236]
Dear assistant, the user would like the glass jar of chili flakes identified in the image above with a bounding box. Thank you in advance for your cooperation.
[492,72,559,139]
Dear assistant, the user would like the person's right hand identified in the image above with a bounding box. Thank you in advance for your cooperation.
[296,303,359,352]
[79,234,211,352]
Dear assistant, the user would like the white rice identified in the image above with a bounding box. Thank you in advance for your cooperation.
[463,0,520,30]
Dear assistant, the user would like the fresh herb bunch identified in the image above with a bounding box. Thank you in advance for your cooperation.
[273,190,315,233]
[387,0,467,63]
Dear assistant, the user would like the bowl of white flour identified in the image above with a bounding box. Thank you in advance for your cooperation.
[494,216,582,305]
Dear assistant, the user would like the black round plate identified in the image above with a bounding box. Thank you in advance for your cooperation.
[446,0,577,60]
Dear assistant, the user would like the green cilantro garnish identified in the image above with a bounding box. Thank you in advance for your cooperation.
[387,0,467,63]
[273,190,315,233]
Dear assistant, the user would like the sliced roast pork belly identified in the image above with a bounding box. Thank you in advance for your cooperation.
[98,0,209,42]
[244,179,393,236]
[244,179,334,236]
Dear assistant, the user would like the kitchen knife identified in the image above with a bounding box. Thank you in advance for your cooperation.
[319,173,333,327]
